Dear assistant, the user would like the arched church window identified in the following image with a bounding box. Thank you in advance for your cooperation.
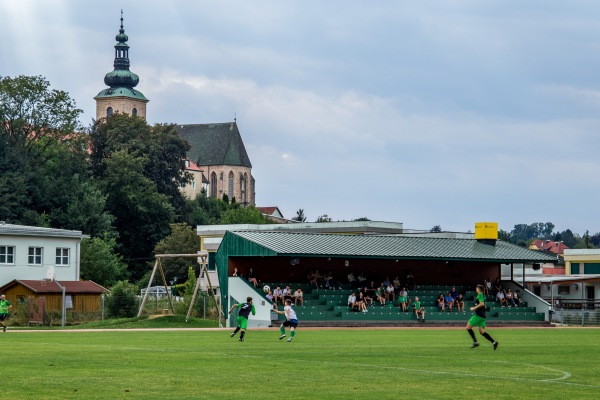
[228,171,234,200]
[107,107,113,117]
[210,172,217,198]
[132,108,137,116]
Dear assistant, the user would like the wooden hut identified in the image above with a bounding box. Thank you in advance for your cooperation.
[0,280,108,313]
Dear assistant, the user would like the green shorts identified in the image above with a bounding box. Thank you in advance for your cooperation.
[237,316,249,330]
[468,315,486,328]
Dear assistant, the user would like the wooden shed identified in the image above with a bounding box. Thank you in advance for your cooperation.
[0,280,108,313]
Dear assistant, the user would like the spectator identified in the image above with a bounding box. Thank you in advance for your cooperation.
[412,296,426,322]
[367,281,377,294]
[248,268,258,287]
[313,270,322,288]
[347,271,356,284]
[293,288,304,306]
[406,271,415,290]
[444,292,454,312]
[455,293,465,312]
[493,277,502,297]
[357,272,367,283]
[283,286,293,302]
[496,290,507,307]
[450,287,458,301]
[323,271,333,289]
[362,287,373,306]
[436,294,445,312]
[273,286,283,306]
[357,292,368,313]
[383,276,391,287]
[308,271,317,288]
[513,290,521,307]
[483,279,490,296]
[375,286,386,306]
[505,288,516,307]
[232,267,239,277]
[398,287,408,312]
[393,276,401,294]
[266,290,274,302]
[348,292,357,311]
[386,284,396,303]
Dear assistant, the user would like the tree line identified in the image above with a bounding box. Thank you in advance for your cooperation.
[499,222,599,249]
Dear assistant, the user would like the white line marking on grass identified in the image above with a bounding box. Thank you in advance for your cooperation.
[224,353,599,389]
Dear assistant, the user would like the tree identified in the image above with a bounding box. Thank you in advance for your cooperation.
[0,75,82,163]
[430,225,442,233]
[316,214,332,223]
[220,206,271,224]
[353,217,371,222]
[80,237,126,286]
[153,224,200,283]
[101,150,175,280]
[105,280,139,318]
[554,229,577,249]
[293,209,307,222]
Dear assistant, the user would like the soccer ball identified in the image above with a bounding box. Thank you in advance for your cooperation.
[263,285,271,293]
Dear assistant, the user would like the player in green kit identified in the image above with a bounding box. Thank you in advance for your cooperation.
[0,294,12,332]
[229,297,256,342]
[466,284,498,350]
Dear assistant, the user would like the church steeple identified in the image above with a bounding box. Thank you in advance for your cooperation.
[94,11,148,120]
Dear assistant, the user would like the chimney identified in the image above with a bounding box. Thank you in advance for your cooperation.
[475,222,498,246]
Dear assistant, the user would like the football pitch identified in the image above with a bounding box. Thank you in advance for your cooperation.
[3,327,599,399]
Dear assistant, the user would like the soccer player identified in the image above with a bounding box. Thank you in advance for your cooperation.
[412,296,425,322]
[274,299,298,342]
[229,297,256,342]
[0,294,12,332]
[466,284,499,350]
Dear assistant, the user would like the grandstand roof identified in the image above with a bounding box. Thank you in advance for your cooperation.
[221,231,557,263]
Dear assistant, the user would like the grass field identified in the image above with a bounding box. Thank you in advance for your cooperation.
[2,327,599,399]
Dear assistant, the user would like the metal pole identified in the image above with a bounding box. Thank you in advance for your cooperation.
[522,263,525,287]
[203,295,206,319]
[53,280,66,329]
[101,294,105,321]
[582,280,585,327]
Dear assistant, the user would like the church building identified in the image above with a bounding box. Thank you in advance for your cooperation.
[94,15,255,205]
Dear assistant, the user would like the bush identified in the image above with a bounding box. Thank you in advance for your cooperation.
[106,281,139,318]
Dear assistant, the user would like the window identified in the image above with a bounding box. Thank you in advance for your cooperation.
[107,107,113,117]
[192,181,196,190]
[0,246,15,264]
[28,247,43,265]
[210,172,217,197]
[228,171,234,199]
[558,286,570,295]
[132,108,137,116]
[56,248,70,266]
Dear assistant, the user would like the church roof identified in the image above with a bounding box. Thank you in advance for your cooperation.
[175,122,252,168]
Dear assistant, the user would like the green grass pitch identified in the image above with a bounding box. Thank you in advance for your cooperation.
[3,327,599,399]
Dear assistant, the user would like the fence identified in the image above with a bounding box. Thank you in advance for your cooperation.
[550,300,600,326]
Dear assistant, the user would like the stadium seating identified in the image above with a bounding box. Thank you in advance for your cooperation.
[262,282,546,325]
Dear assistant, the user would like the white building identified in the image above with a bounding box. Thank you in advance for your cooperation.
[0,223,86,286]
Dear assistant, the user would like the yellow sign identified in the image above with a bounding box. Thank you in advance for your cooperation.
[475,222,498,240]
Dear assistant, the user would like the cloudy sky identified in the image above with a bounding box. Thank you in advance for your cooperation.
[2,1,600,234]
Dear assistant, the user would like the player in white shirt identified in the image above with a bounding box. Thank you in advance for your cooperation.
[273,299,299,342]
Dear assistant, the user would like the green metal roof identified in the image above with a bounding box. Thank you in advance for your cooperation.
[175,122,252,168]
[223,231,557,263]
[94,87,148,101]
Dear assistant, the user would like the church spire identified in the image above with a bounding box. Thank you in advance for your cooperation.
[103,11,139,88]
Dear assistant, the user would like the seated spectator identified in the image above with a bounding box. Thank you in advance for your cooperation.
[386,284,396,302]
[347,271,356,284]
[323,271,333,289]
[455,293,465,312]
[483,279,490,296]
[293,288,304,306]
[450,287,458,301]
[375,287,386,306]
[393,276,401,293]
[412,296,426,322]
[348,292,357,310]
[265,290,274,302]
[313,270,322,288]
[247,268,258,287]
[273,286,283,306]
[496,290,507,307]
[308,270,317,288]
[493,277,502,297]
[398,287,408,312]
[383,276,391,287]
[406,271,415,290]
[505,288,516,307]
[513,290,521,307]
[357,272,367,283]
[444,292,454,312]
[436,294,445,312]
[367,281,377,294]
[232,267,239,277]
[282,286,293,302]
[357,292,368,313]
[362,287,373,306]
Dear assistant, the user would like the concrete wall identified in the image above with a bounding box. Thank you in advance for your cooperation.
[227,277,273,328]
[0,235,80,286]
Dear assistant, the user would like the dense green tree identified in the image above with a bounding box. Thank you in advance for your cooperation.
[293,209,307,222]
[105,280,139,318]
[430,225,442,233]
[153,223,200,283]
[102,150,175,280]
[316,214,333,223]
[80,237,127,286]
[220,206,271,224]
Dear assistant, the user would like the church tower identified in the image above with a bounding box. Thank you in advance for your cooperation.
[94,12,148,120]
